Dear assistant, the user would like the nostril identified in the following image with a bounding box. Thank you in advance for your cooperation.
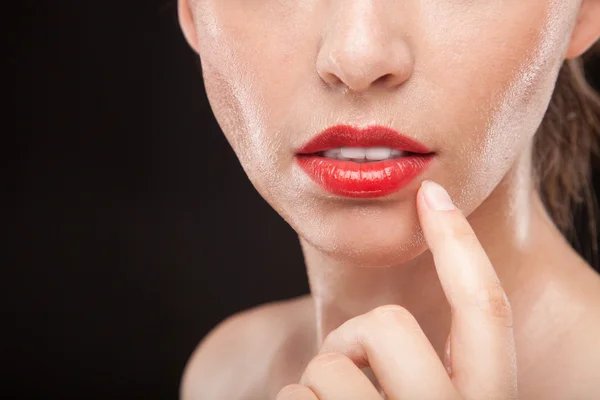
[374,74,393,86]
[325,73,346,88]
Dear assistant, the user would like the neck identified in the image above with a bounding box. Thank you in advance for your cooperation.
[299,146,560,360]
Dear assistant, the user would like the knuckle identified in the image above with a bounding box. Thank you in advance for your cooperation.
[321,326,343,349]
[276,384,312,400]
[472,284,514,326]
[321,316,366,349]
[304,352,348,376]
[371,304,419,328]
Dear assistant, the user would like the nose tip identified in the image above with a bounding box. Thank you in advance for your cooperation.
[317,50,413,93]
[316,17,413,93]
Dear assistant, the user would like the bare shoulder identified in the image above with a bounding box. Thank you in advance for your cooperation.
[180,295,313,400]
[558,267,600,399]
[521,260,600,400]
[534,297,600,400]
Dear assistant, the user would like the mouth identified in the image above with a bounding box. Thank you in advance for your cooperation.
[295,125,434,198]
[312,146,415,162]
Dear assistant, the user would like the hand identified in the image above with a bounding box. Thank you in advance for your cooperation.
[276,180,518,400]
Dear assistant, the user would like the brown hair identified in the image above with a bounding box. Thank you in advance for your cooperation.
[533,42,600,269]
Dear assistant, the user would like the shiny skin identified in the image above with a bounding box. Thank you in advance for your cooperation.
[177,1,600,399]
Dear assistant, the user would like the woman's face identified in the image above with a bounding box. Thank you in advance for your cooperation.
[182,0,581,266]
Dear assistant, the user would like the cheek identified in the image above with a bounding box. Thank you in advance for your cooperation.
[195,39,277,199]
[193,4,317,206]
[422,0,578,212]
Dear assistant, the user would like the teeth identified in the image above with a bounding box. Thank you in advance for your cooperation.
[340,147,366,160]
[322,147,408,161]
[323,148,342,159]
[366,147,391,161]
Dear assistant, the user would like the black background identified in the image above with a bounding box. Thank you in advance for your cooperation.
[8,1,600,399]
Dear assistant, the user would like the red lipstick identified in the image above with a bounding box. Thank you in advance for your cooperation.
[296,125,434,198]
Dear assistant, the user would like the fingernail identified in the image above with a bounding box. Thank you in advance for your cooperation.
[422,180,456,211]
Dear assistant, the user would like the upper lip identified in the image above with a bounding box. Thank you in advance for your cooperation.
[296,124,432,155]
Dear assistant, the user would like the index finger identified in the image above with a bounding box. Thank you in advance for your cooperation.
[416,180,518,399]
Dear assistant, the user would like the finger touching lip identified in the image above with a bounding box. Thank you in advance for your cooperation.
[416,180,518,399]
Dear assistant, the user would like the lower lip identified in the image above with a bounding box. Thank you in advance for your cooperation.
[296,154,434,198]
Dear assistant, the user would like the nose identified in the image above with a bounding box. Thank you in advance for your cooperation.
[316,3,413,94]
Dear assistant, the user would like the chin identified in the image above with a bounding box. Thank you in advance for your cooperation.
[295,199,429,267]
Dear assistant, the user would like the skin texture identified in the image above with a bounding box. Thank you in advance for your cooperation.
[292,181,518,400]
[177,0,600,399]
